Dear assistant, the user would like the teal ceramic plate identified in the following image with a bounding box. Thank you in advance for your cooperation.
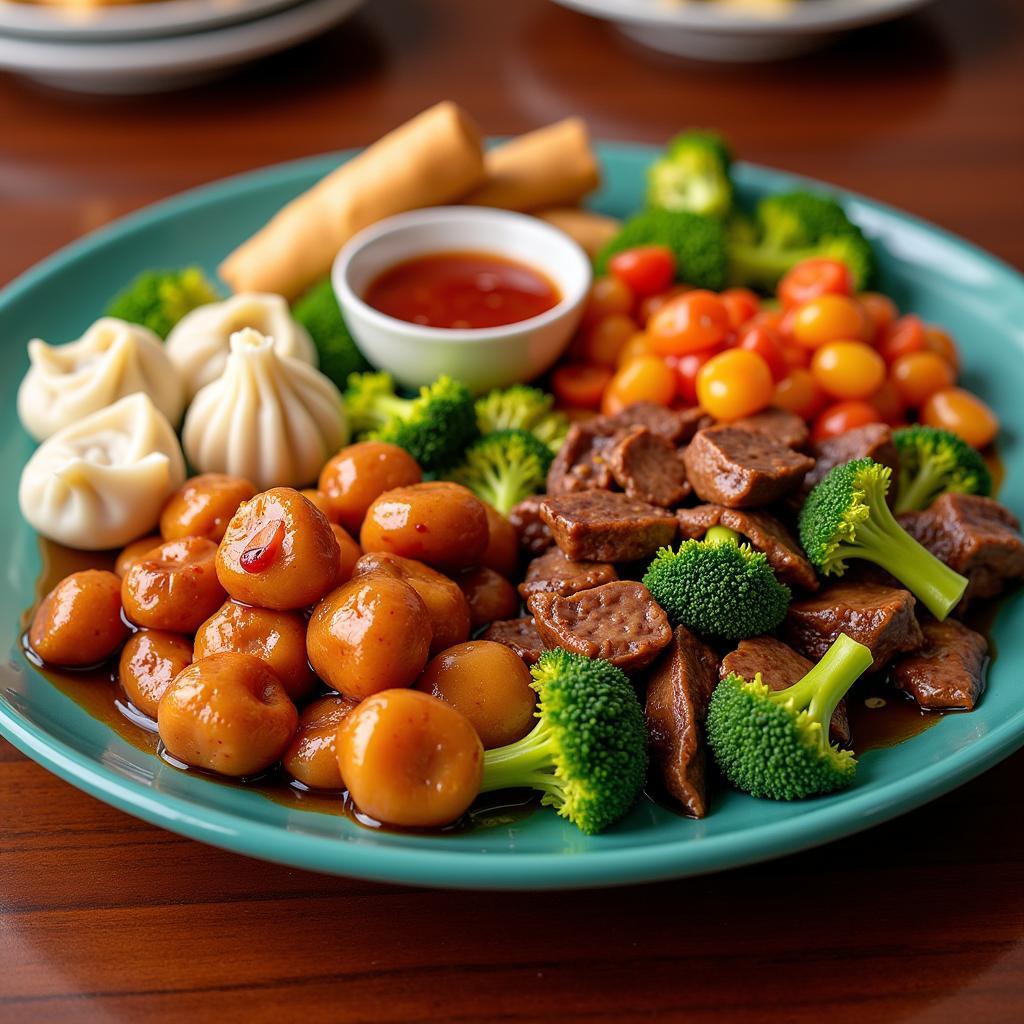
[2,144,1023,890]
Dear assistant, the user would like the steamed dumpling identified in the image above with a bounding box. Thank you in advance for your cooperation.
[17,317,186,442]
[166,292,316,399]
[19,393,186,551]
[183,327,347,490]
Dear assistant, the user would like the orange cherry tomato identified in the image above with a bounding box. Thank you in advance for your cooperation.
[696,349,773,422]
[878,314,926,364]
[581,313,637,367]
[551,363,613,410]
[617,331,657,367]
[811,400,882,443]
[601,355,676,415]
[924,326,961,374]
[921,387,998,449]
[637,284,692,327]
[669,344,724,406]
[773,367,826,422]
[810,340,886,400]
[858,292,898,343]
[792,294,871,349]
[608,245,676,298]
[870,377,907,427]
[648,290,730,357]
[890,350,956,408]
[778,259,853,309]
[721,288,760,329]
[582,275,634,326]
[737,324,788,382]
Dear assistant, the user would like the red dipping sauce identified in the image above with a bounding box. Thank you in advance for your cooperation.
[364,250,560,330]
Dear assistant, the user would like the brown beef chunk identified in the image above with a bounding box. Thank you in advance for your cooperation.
[608,426,691,508]
[509,496,554,557]
[683,425,814,508]
[643,625,720,818]
[518,546,618,600]
[546,422,620,495]
[785,581,924,672]
[479,617,545,665]
[528,581,672,672]
[540,491,677,563]
[729,408,810,450]
[891,618,988,711]
[595,401,710,445]
[720,636,850,747]
[898,493,1024,606]
[676,503,819,591]
[805,423,899,490]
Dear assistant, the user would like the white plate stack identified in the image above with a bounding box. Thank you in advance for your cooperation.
[0,0,364,93]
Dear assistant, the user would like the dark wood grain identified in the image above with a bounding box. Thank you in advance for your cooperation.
[2,0,1023,1020]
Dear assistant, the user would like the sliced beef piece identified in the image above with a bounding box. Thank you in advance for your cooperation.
[720,636,850,747]
[608,426,691,508]
[595,401,710,445]
[643,625,719,818]
[683,425,814,509]
[805,423,899,490]
[528,581,672,673]
[676,503,819,591]
[729,408,810,450]
[518,547,618,600]
[891,618,988,711]
[898,493,1024,607]
[540,491,677,563]
[509,496,554,557]
[546,422,620,495]
[479,617,545,665]
[785,581,923,672]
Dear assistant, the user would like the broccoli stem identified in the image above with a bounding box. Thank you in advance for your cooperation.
[479,719,563,797]
[894,458,951,516]
[769,633,873,740]
[835,502,968,619]
[727,242,796,290]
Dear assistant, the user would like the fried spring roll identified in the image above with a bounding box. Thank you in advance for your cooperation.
[534,207,621,259]
[219,102,487,300]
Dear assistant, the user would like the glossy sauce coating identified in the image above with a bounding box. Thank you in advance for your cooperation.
[119,630,193,719]
[114,535,162,578]
[194,601,315,702]
[318,441,423,534]
[417,641,536,749]
[121,537,226,634]
[360,481,489,570]
[364,251,560,330]
[282,694,360,790]
[353,551,471,654]
[337,688,483,827]
[456,566,521,629]
[29,569,129,667]
[217,487,340,610]
[157,652,298,777]
[299,488,339,523]
[330,524,363,585]
[306,574,432,699]
[159,473,256,542]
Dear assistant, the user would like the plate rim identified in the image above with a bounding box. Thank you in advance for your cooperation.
[2,142,1024,889]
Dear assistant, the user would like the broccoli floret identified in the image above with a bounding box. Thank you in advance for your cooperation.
[479,648,648,834]
[646,130,734,218]
[642,531,791,641]
[799,457,968,620]
[105,267,220,338]
[291,279,370,388]
[475,385,570,453]
[449,429,554,516]
[892,425,993,514]
[728,192,875,292]
[344,371,478,472]
[595,209,729,290]
[707,633,873,800]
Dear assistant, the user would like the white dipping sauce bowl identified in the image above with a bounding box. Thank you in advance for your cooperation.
[332,206,592,394]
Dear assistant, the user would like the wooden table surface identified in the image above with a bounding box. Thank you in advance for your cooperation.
[2,0,1023,1020]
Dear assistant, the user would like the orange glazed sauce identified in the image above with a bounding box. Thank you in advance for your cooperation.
[364,250,560,329]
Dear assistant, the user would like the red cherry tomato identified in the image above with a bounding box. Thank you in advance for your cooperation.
[878,314,926,364]
[778,259,853,309]
[582,275,634,327]
[859,292,898,344]
[649,290,730,356]
[773,368,826,422]
[670,343,724,406]
[737,324,789,382]
[608,246,676,299]
[811,400,882,443]
[637,284,692,327]
[871,377,907,427]
[721,288,760,329]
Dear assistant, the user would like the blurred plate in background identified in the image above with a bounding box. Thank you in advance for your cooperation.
[549,0,937,62]
[0,0,364,93]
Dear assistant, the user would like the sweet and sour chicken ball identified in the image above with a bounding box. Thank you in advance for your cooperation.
[282,695,360,790]
[216,487,340,610]
[157,653,298,777]
[159,473,256,542]
[119,630,193,718]
[480,503,519,579]
[455,567,521,629]
[29,570,130,668]
[114,535,162,578]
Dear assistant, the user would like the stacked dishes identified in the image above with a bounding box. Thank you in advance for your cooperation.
[0,0,364,93]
